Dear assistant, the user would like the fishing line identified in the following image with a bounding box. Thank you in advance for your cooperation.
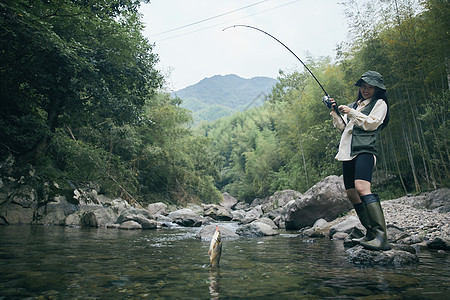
[151,0,270,37]
[153,0,303,43]
[223,24,346,124]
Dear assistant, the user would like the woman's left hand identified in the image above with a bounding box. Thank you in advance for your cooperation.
[338,105,351,114]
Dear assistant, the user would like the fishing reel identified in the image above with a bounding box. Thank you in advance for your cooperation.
[322,95,335,109]
[322,95,347,125]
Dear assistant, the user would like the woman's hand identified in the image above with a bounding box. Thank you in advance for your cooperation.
[338,105,351,114]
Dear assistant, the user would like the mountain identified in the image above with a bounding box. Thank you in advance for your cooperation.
[172,74,277,123]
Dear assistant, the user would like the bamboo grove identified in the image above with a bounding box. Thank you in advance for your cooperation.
[0,0,448,206]
[198,0,449,202]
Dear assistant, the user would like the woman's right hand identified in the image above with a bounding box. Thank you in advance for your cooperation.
[329,98,336,107]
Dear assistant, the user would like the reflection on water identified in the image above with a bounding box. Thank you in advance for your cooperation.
[208,267,221,299]
[0,225,449,299]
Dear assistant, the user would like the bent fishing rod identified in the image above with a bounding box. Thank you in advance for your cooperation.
[223,24,346,124]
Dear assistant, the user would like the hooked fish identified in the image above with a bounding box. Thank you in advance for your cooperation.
[208,225,222,267]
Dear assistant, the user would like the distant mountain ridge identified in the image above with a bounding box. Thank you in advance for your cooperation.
[172,74,277,123]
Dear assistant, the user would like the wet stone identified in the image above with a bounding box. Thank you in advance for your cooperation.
[346,245,419,266]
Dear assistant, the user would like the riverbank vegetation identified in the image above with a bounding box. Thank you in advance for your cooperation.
[1,0,448,205]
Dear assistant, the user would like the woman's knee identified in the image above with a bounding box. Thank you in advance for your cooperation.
[355,180,371,196]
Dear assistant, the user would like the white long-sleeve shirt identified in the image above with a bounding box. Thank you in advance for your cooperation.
[331,98,387,161]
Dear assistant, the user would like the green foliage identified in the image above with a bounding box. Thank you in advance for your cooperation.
[0,0,221,206]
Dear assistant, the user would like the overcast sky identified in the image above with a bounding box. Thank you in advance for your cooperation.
[140,0,349,91]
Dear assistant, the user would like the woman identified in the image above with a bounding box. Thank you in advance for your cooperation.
[330,70,391,251]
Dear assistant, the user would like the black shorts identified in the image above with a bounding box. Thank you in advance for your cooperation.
[342,153,375,190]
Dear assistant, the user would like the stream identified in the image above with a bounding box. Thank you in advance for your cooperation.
[0,224,448,299]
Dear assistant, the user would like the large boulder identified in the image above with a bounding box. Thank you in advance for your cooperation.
[0,179,38,225]
[36,196,78,225]
[255,217,278,229]
[231,209,246,223]
[0,202,35,224]
[147,202,168,216]
[116,207,157,229]
[425,188,450,213]
[220,192,238,209]
[167,208,208,227]
[260,190,302,215]
[236,222,279,237]
[196,224,239,240]
[80,208,118,228]
[203,204,233,221]
[272,200,296,229]
[285,175,352,230]
[240,205,263,224]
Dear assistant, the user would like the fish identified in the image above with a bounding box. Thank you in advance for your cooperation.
[208,225,222,267]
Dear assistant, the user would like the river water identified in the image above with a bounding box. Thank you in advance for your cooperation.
[0,224,448,299]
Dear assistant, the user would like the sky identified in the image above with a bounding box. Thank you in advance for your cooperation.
[139,0,349,91]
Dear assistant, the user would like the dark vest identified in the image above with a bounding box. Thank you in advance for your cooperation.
[349,99,382,157]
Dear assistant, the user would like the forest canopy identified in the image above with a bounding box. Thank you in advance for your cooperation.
[0,0,448,205]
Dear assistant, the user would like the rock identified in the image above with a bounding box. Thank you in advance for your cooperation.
[301,218,330,238]
[167,208,208,227]
[80,211,99,227]
[261,190,302,215]
[332,232,349,240]
[119,220,142,230]
[313,218,329,229]
[220,192,238,209]
[234,201,250,211]
[273,200,296,229]
[425,188,450,213]
[124,214,158,229]
[196,224,239,240]
[285,175,352,230]
[236,222,279,237]
[155,214,175,227]
[347,245,419,266]
[116,207,153,224]
[231,209,246,223]
[65,213,81,227]
[202,204,233,221]
[255,217,278,229]
[329,216,361,238]
[427,237,450,251]
[136,217,158,229]
[391,244,418,254]
[146,202,168,216]
[185,203,204,215]
[79,208,118,228]
[36,196,78,225]
[0,202,35,224]
[240,205,263,224]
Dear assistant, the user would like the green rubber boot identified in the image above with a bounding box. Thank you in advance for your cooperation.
[351,202,375,244]
[360,194,391,251]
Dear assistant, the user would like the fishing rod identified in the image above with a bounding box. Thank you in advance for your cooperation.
[222,24,346,124]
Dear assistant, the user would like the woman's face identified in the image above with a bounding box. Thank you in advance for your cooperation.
[360,82,376,99]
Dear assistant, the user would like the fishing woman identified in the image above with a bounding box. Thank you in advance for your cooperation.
[329,70,391,251]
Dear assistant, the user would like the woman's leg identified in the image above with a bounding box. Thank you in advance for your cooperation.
[352,154,391,250]
[343,159,360,203]
[343,159,373,243]
[353,153,375,197]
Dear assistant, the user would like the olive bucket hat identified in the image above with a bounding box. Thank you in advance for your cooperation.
[355,70,386,90]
